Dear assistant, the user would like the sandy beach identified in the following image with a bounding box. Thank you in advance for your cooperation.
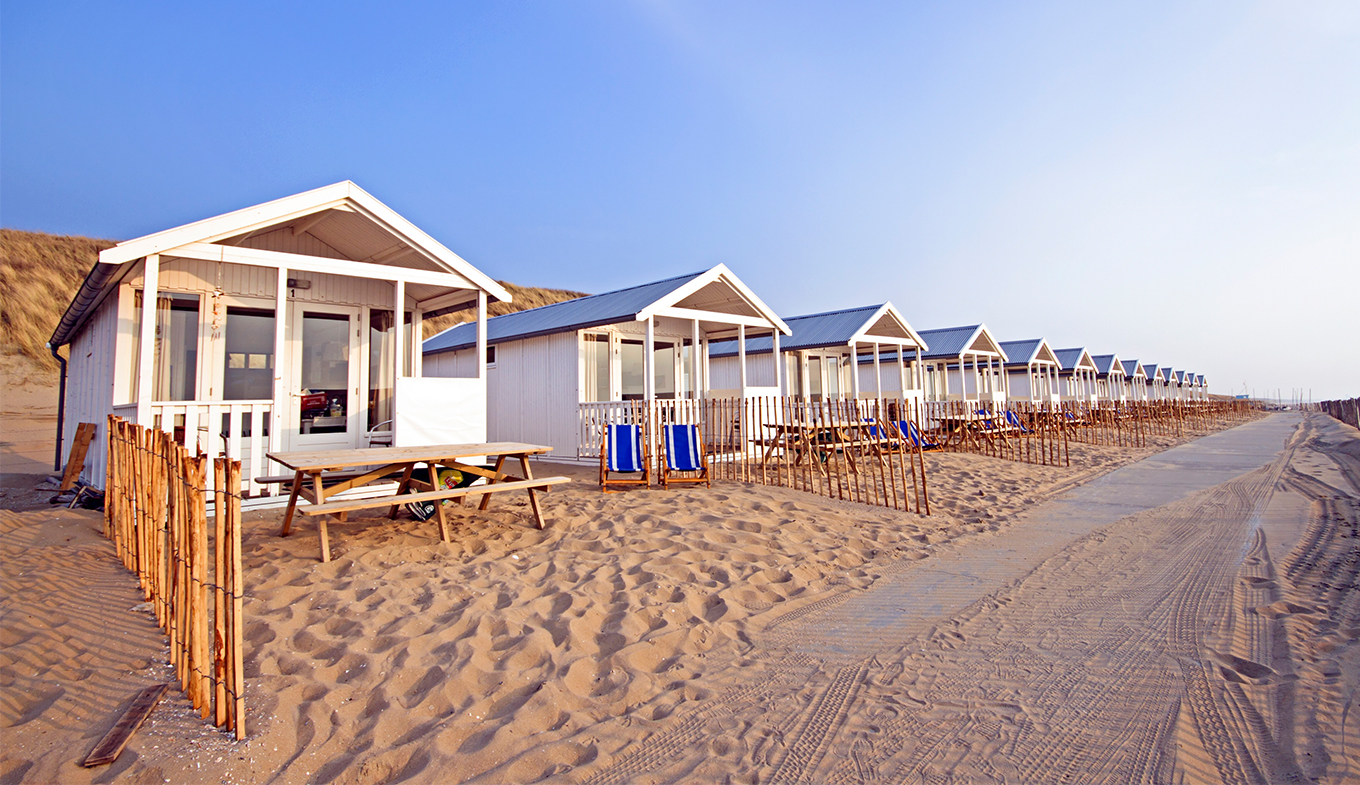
[3,386,1357,784]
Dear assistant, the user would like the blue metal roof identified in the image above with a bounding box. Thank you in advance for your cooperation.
[1091,354,1121,376]
[1143,362,1161,379]
[1121,359,1143,378]
[918,325,983,360]
[708,304,892,358]
[998,339,1045,368]
[1053,348,1088,370]
[423,270,706,354]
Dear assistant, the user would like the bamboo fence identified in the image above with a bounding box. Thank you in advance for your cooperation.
[104,415,246,739]
[594,397,1256,517]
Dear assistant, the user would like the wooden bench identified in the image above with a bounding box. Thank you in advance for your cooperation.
[299,476,570,541]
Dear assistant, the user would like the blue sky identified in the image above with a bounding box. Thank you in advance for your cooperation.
[3,1,1357,399]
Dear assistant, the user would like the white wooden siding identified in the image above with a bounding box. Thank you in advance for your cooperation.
[64,292,119,486]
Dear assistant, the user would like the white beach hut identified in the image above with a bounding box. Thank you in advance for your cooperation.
[47,181,509,494]
[1054,347,1099,404]
[421,264,790,461]
[1143,363,1166,400]
[1163,367,1181,401]
[998,338,1062,405]
[1091,354,1127,402]
[1121,359,1149,401]
[707,303,928,403]
[916,325,1009,403]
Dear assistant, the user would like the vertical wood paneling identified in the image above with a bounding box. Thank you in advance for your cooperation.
[65,294,119,486]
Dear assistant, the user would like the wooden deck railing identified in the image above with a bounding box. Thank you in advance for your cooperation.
[105,416,246,739]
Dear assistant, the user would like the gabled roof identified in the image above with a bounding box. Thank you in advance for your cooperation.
[708,302,926,358]
[1054,347,1097,372]
[998,338,1060,369]
[1162,367,1176,384]
[1196,374,1206,385]
[918,324,1008,362]
[1143,363,1164,382]
[52,181,510,347]
[1091,353,1123,376]
[1121,359,1146,379]
[423,264,790,355]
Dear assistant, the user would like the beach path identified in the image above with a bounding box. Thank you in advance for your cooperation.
[572,412,1360,785]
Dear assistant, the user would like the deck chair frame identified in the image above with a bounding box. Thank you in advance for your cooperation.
[660,423,711,489]
[600,421,651,493]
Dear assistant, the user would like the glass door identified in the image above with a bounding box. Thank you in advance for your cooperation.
[286,305,360,451]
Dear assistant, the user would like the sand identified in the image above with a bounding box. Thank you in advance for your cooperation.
[3,389,1356,784]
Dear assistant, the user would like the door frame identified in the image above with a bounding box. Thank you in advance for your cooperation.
[285,302,362,452]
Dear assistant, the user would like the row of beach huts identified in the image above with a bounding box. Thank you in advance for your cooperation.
[48,182,1211,498]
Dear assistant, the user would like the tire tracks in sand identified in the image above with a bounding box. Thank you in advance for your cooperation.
[573,413,1359,784]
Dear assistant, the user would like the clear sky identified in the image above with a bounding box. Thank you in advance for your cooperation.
[3,1,1357,399]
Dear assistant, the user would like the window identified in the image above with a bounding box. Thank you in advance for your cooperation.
[131,291,200,401]
[653,341,676,399]
[583,334,611,402]
[486,345,497,367]
[620,339,645,400]
[825,356,841,398]
[223,307,274,400]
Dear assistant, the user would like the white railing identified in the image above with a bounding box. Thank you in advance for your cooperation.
[579,399,710,458]
[150,400,273,497]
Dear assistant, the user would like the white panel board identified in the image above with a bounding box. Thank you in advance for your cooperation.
[394,376,487,446]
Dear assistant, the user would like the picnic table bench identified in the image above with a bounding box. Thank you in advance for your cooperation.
[262,442,569,562]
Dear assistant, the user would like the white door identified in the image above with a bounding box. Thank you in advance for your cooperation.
[285,304,361,452]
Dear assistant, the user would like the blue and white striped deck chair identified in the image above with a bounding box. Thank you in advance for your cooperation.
[896,420,940,451]
[600,423,650,492]
[661,424,710,489]
[1004,410,1033,434]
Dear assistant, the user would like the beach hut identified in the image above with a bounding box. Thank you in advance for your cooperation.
[1163,367,1181,400]
[421,264,790,461]
[1054,347,1099,403]
[1194,373,1207,400]
[916,325,1009,403]
[47,181,510,494]
[998,338,1061,405]
[1143,363,1166,400]
[708,303,928,403]
[1121,359,1149,401]
[1091,354,1127,402]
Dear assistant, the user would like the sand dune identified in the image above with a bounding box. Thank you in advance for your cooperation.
[4,411,1356,785]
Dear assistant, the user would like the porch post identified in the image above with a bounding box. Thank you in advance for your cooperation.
[737,323,747,397]
[772,329,782,395]
[394,280,406,383]
[135,254,160,426]
[873,343,882,398]
[897,348,907,397]
[476,290,487,380]
[644,315,655,401]
[850,344,861,399]
[691,318,701,398]
[799,350,810,400]
[270,266,287,454]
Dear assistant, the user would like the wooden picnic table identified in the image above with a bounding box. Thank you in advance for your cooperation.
[265,442,568,562]
[761,420,888,474]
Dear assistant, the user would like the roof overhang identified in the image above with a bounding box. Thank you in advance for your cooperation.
[51,181,510,347]
[636,263,791,338]
[848,302,927,350]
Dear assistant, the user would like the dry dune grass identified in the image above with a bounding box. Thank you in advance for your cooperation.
[0,230,115,381]
[0,228,585,382]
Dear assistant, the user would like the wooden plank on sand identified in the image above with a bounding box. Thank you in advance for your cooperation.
[80,683,169,767]
[60,422,98,491]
